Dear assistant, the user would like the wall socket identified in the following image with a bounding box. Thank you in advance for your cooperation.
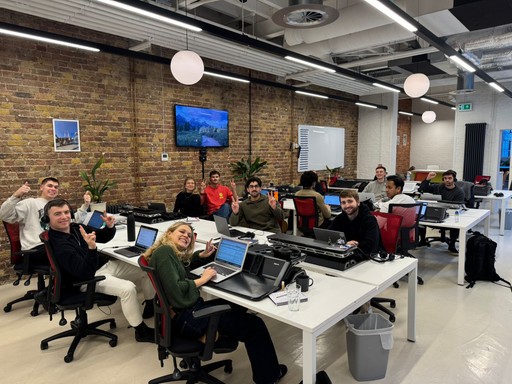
[161,152,169,161]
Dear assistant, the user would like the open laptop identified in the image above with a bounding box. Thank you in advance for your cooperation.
[147,202,166,213]
[420,206,448,223]
[358,192,376,204]
[324,194,341,211]
[213,215,246,238]
[420,193,443,201]
[313,228,347,245]
[190,237,250,283]
[403,182,419,194]
[114,225,159,258]
[84,210,104,230]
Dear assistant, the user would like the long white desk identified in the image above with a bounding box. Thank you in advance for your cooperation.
[420,208,490,285]
[101,218,418,384]
[476,190,512,235]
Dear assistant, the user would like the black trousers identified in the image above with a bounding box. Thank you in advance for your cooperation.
[173,298,280,384]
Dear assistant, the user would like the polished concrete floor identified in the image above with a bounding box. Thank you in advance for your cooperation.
[1,214,512,384]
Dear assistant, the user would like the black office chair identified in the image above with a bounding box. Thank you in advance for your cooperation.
[293,196,319,238]
[389,203,425,286]
[3,221,50,316]
[38,231,118,363]
[139,257,238,384]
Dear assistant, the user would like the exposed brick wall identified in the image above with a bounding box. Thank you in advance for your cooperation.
[0,11,359,283]
[396,99,412,177]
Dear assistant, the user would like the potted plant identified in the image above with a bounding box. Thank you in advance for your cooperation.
[79,154,116,211]
[326,165,342,186]
[229,157,267,196]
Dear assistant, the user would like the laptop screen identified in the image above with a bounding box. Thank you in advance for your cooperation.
[324,195,340,206]
[135,226,159,249]
[215,238,249,268]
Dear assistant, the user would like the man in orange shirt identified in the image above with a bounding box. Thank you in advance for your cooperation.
[200,170,238,218]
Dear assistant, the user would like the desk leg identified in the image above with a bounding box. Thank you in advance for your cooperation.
[457,229,468,285]
[293,210,298,236]
[302,331,316,384]
[499,198,506,236]
[407,265,417,342]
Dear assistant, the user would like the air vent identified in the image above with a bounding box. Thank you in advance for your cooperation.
[449,72,476,95]
[272,0,339,29]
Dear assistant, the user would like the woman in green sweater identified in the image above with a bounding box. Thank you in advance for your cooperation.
[143,221,287,384]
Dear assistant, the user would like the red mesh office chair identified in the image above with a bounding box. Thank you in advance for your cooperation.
[474,175,491,184]
[39,231,117,363]
[370,212,403,322]
[138,257,238,384]
[3,221,49,316]
[293,196,319,238]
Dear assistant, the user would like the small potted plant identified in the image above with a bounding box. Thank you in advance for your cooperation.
[326,165,342,186]
[229,156,267,196]
[79,154,116,211]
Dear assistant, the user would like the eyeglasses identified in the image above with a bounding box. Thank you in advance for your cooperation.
[247,184,260,189]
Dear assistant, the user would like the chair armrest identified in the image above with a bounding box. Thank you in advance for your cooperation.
[193,304,232,360]
[192,304,231,319]
[72,275,107,310]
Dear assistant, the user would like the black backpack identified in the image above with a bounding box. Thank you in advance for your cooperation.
[465,232,511,291]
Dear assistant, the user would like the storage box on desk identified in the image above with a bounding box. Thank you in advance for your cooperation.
[344,313,394,381]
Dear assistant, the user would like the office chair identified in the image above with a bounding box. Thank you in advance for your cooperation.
[38,231,118,363]
[370,211,403,323]
[388,203,425,286]
[3,221,50,316]
[455,180,476,208]
[293,196,319,238]
[138,257,237,384]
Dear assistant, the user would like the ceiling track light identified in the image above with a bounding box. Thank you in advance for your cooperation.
[420,97,439,105]
[0,28,100,52]
[96,0,202,32]
[449,55,476,73]
[373,83,401,93]
[364,0,417,32]
[356,102,378,109]
[285,56,336,73]
[398,111,414,116]
[489,82,505,92]
[204,71,249,83]
[295,90,329,99]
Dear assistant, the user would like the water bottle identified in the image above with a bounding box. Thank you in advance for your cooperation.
[406,171,411,181]
[454,210,460,223]
[127,211,136,241]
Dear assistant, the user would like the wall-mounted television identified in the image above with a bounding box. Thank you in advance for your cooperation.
[175,105,229,148]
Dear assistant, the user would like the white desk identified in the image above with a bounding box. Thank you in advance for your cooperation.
[282,198,340,236]
[420,208,490,285]
[476,190,512,236]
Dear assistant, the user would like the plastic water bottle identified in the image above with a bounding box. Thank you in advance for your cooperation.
[406,171,411,181]
[127,211,136,241]
[454,210,460,223]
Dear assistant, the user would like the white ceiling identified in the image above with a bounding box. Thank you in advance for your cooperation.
[1,0,512,105]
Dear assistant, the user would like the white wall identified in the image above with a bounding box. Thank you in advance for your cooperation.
[410,102,456,170]
[357,93,398,178]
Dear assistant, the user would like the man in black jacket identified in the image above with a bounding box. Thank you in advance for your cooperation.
[328,190,380,255]
[45,199,154,343]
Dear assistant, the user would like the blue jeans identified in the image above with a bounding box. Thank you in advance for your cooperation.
[213,203,231,219]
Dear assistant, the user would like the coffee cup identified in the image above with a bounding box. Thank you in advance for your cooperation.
[295,274,314,292]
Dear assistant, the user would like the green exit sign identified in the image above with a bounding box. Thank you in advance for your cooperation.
[458,103,473,111]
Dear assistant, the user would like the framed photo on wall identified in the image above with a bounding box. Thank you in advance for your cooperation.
[53,119,81,152]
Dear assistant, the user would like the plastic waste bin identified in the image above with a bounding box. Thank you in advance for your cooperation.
[344,313,394,381]
[498,209,512,230]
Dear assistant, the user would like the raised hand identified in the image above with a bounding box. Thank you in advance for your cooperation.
[231,197,240,214]
[427,172,437,180]
[268,194,277,210]
[101,211,116,228]
[83,191,91,206]
[199,238,217,258]
[79,225,97,249]
[13,181,31,198]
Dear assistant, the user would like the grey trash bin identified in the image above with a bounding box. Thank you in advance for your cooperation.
[344,313,394,381]
[498,209,512,230]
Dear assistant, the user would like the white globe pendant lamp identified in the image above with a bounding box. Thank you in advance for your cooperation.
[422,110,436,124]
[404,73,430,98]
[170,50,204,85]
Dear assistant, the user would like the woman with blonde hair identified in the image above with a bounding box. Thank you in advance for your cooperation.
[173,177,204,217]
[143,221,287,384]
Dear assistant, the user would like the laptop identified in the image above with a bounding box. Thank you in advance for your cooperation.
[420,193,443,201]
[85,210,104,229]
[313,228,347,245]
[114,225,159,258]
[420,206,448,223]
[190,237,250,283]
[147,202,166,213]
[324,194,341,211]
[358,192,376,203]
[213,215,246,238]
[403,182,418,194]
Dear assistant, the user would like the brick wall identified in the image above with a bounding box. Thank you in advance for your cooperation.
[0,11,359,282]
[396,99,412,177]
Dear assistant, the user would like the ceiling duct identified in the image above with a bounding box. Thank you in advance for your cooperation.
[272,0,339,29]
[450,71,475,95]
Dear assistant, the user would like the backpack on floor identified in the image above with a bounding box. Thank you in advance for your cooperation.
[465,232,511,291]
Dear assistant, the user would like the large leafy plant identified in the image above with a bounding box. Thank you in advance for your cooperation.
[79,154,117,203]
[229,157,267,182]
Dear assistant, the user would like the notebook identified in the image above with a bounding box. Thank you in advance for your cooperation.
[113,225,159,258]
[420,206,448,223]
[213,215,246,238]
[324,194,341,210]
[189,237,250,283]
[313,228,347,245]
[85,210,104,229]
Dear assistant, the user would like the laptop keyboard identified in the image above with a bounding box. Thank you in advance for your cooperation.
[211,264,235,276]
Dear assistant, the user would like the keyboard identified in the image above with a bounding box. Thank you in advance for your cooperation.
[211,264,235,276]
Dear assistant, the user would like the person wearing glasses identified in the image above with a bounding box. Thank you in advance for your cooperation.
[229,177,284,233]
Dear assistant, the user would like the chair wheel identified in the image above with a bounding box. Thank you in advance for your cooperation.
[4,305,12,312]
[110,320,116,329]
[224,361,233,374]
[64,354,73,363]
[179,360,188,369]
[418,277,424,285]
[389,315,396,323]
[59,318,67,326]
[109,339,117,347]
[393,282,399,289]
[30,309,39,317]
[390,302,396,308]
[40,341,48,350]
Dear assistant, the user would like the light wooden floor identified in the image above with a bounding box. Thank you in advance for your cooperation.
[1,215,512,383]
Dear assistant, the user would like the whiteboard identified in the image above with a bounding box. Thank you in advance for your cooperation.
[298,125,345,172]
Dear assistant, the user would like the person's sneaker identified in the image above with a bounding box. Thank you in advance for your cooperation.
[135,322,155,343]
[142,300,154,319]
